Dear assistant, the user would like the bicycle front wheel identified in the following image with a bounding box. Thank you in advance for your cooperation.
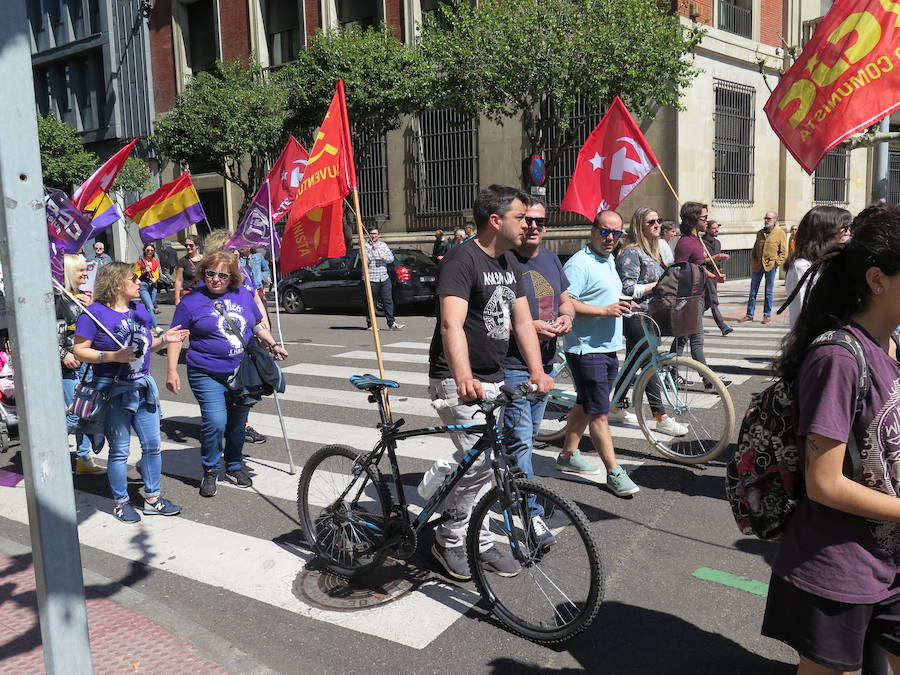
[297,444,392,577]
[467,479,603,643]
[633,356,735,464]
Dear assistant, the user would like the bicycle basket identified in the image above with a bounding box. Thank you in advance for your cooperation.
[647,294,703,337]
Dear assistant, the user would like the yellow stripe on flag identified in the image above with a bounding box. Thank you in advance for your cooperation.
[130,185,201,228]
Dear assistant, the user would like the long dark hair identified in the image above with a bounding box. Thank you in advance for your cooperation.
[785,205,850,270]
[775,210,900,381]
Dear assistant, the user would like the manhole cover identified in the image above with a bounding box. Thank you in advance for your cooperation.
[294,558,430,612]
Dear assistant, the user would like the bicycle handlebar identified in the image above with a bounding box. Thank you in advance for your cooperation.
[431,382,538,413]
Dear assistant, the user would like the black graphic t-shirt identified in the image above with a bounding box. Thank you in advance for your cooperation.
[429,239,523,382]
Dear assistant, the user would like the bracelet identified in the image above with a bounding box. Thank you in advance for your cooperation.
[98,351,106,364]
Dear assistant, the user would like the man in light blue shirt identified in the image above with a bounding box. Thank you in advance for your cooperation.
[557,210,639,497]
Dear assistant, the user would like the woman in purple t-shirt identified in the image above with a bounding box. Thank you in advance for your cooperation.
[763,211,900,673]
[166,251,287,498]
[73,263,190,523]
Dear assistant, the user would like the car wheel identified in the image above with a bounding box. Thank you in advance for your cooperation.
[282,288,305,314]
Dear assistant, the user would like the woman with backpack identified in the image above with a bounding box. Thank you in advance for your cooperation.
[763,209,900,674]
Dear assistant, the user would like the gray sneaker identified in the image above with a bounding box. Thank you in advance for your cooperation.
[431,542,471,581]
[556,450,601,475]
[606,466,640,497]
[479,546,522,577]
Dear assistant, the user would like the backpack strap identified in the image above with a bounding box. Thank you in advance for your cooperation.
[808,329,870,482]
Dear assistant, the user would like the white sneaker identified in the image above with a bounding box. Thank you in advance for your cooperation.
[655,414,688,436]
[389,323,405,331]
[607,407,638,425]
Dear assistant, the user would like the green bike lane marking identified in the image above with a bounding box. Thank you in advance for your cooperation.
[693,567,769,597]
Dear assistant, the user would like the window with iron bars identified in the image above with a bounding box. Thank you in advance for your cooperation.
[353,131,388,220]
[813,147,850,204]
[545,96,604,216]
[713,80,755,206]
[717,0,752,39]
[410,108,478,226]
[889,149,900,204]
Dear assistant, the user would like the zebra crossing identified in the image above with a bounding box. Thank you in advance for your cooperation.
[0,318,789,650]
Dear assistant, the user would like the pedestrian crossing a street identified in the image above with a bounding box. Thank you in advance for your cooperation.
[0,314,791,649]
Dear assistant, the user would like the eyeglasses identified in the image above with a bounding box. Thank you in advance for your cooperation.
[645,219,660,225]
[524,217,546,228]
[204,270,231,281]
[698,215,708,221]
[596,227,624,239]
[185,243,196,248]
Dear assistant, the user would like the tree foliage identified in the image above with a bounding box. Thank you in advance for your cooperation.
[37,114,97,191]
[419,0,704,183]
[153,59,287,207]
[112,157,153,194]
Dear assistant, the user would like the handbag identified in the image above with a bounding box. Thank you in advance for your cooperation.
[647,262,705,337]
[213,301,285,405]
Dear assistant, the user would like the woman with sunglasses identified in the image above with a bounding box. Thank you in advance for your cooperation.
[135,243,163,336]
[72,263,189,523]
[173,236,202,304]
[166,251,288,498]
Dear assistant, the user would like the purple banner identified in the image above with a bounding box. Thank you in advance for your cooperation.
[45,188,93,254]
[227,180,280,257]
[49,240,65,285]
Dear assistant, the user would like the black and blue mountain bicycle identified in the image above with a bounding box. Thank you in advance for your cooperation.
[297,376,602,643]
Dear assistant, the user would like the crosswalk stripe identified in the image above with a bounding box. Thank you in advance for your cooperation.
[281,384,437,417]
[282,363,428,385]
[335,350,429,364]
[0,483,475,649]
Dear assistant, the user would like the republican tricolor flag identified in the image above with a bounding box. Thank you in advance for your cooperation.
[124,173,206,243]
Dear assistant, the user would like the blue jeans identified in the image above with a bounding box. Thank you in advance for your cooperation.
[746,267,778,318]
[187,366,250,471]
[104,394,161,503]
[367,279,396,327]
[502,368,546,518]
[62,366,104,460]
[139,282,158,329]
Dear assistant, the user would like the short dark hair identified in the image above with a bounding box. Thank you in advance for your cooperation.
[680,201,707,235]
[659,220,677,234]
[472,185,530,230]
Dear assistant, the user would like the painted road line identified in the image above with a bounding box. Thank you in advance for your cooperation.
[0,483,476,649]
[704,356,772,374]
[384,342,430,350]
[334,350,429,365]
[692,567,768,597]
[280,384,437,418]
[282,363,429,386]
[700,346,776,357]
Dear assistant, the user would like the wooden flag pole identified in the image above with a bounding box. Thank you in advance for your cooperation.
[656,164,723,278]
[351,188,392,421]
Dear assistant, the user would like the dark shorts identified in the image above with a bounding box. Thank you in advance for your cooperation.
[762,573,900,671]
[566,351,618,415]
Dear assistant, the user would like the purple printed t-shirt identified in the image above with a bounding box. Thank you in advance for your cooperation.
[673,234,706,266]
[773,323,900,603]
[74,302,153,381]
[171,286,262,374]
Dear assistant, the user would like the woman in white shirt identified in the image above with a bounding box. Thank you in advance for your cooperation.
[783,206,851,326]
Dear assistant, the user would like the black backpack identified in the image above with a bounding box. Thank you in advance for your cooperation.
[647,261,706,336]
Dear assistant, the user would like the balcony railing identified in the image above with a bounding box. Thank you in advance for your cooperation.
[718,0,752,39]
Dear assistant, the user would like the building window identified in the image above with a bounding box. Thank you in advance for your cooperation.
[713,80,755,205]
[544,96,604,212]
[412,108,478,221]
[888,149,900,204]
[265,1,302,66]
[718,0,752,39]
[68,0,85,39]
[337,0,380,29]
[354,131,388,220]
[813,147,850,204]
[184,0,217,73]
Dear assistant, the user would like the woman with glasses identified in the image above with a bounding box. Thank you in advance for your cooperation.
[615,208,688,437]
[135,243,163,337]
[784,206,852,327]
[173,236,202,304]
[72,263,189,523]
[166,252,288,498]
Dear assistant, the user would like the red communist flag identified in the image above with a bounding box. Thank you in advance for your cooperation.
[281,81,356,273]
[560,97,659,221]
[268,136,309,223]
[764,0,900,174]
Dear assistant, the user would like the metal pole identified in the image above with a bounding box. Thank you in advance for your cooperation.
[872,117,890,204]
[0,2,93,672]
[266,179,285,347]
[271,391,296,474]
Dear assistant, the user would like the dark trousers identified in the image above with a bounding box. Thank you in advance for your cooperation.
[622,315,663,415]
[705,278,729,334]
[367,279,396,327]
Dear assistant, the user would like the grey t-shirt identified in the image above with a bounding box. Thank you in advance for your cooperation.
[773,323,900,603]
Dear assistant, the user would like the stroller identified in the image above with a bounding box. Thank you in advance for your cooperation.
[0,293,18,453]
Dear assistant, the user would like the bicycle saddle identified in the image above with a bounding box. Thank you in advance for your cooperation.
[349,374,400,392]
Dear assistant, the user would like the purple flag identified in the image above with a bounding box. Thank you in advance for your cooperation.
[45,188,94,254]
[227,180,280,257]
[49,240,65,285]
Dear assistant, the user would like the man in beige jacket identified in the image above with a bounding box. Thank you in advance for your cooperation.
[741,211,787,324]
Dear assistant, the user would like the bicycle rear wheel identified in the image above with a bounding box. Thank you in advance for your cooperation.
[535,390,575,443]
[467,479,603,643]
[297,444,392,577]
[633,357,735,464]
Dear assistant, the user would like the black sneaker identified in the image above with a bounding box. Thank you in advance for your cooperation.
[224,467,253,488]
[431,542,471,581]
[705,378,732,390]
[244,425,267,444]
[199,469,218,497]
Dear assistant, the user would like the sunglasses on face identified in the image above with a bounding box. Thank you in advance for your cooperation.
[204,270,231,281]
[645,219,660,225]
[185,243,196,248]
[596,227,624,239]
[524,217,546,228]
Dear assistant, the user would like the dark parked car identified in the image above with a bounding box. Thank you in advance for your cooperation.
[277,248,437,314]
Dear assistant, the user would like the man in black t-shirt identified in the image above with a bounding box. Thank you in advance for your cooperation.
[428,185,553,582]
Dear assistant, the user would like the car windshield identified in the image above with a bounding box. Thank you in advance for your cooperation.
[393,250,433,267]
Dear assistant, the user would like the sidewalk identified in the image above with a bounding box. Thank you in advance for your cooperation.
[709,276,791,328]
[0,535,269,674]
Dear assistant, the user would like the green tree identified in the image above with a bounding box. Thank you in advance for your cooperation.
[112,157,153,194]
[153,59,287,208]
[37,114,97,191]
[418,0,704,185]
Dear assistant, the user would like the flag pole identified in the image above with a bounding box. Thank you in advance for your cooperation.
[351,188,392,421]
[656,164,723,277]
[266,179,285,347]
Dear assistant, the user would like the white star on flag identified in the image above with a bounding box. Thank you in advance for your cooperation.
[588,153,605,171]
